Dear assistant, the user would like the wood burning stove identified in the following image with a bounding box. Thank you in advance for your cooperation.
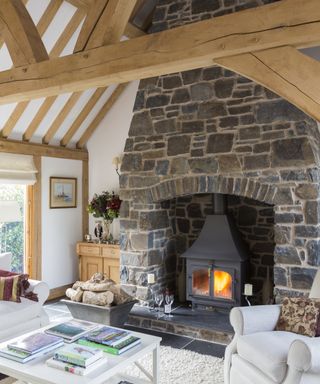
[181,195,248,309]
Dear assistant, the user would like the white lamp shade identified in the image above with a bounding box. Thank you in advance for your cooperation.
[0,201,21,223]
[309,269,320,299]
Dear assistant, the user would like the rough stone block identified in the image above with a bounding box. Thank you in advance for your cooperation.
[121,153,142,172]
[190,83,214,101]
[271,138,315,167]
[188,158,218,173]
[307,240,320,266]
[255,100,308,124]
[243,154,270,170]
[163,75,182,89]
[167,135,191,156]
[140,211,169,231]
[274,245,300,265]
[146,94,170,108]
[305,201,320,225]
[239,126,260,141]
[219,116,239,128]
[273,187,294,205]
[154,118,177,134]
[274,225,291,244]
[202,67,223,80]
[274,266,288,286]
[214,79,234,98]
[198,101,227,119]
[295,184,319,200]
[170,157,189,174]
[172,88,191,103]
[207,133,233,153]
[155,160,169,175]
[129,111,153,136]
[181,69,202,84]
[182,121,204,133]
[295,225,320,238]
[290,267,317,290]
[218,155,241,172]
[191,0,220,14]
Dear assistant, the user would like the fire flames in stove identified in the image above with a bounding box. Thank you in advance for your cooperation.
[214,270,232,299]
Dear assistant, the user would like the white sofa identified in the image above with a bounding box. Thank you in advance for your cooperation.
[225,305,320,384]
[0,252,50,341]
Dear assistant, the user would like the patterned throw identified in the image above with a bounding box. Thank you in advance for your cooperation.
[276,297,320,337]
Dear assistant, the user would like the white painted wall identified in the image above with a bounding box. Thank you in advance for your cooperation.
[41,157,82,289]
[87,81,139,238]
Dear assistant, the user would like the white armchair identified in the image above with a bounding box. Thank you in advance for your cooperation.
[224,305,320,384]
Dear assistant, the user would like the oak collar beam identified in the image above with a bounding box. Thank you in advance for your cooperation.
[0,137,88,160]
[0,0,319,104]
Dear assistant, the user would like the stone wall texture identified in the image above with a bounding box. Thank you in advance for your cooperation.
[118,0,320,303]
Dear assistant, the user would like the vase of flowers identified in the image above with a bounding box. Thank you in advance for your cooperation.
[87,191,121,242]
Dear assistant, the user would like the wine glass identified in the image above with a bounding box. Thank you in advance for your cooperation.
[165,294,174,318]
[154,293,164,319]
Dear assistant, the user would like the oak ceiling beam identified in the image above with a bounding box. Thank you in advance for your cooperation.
[22,9,85,142]
[60,0,137,147]
[0,137,88,160]
[85,0,138,49]
[77,83,128,149]
[0,0,319,103]
[0,0,63,138]
[0,0,48,66]
[216,46,320,122]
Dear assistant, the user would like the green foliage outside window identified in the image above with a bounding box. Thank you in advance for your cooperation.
[0,185,25,272]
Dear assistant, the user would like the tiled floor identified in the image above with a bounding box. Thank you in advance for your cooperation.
[44,301,226,358]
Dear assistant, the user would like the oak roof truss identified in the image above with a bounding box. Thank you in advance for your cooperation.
[0,0,319,153]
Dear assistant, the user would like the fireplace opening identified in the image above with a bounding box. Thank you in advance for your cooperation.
[162,193,275,308]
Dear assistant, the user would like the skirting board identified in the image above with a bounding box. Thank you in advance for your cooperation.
[48,284,72,301]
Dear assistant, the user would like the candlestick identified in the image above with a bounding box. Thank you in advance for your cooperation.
[244,283,253,296]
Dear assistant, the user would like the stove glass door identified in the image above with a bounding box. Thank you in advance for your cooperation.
[192,268,209,296]
[213,269,232,299]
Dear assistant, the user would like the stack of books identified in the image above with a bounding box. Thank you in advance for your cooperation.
[77,326,141,355]
[46,343,107,376]
[45,319,99,343]
[0,333,64,363]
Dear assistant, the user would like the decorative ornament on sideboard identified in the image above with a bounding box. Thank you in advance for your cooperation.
[87,191,121,243]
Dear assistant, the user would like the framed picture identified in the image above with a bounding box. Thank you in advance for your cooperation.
[50,177,77,209]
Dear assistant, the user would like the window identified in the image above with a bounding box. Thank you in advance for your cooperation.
[0,185,26,272]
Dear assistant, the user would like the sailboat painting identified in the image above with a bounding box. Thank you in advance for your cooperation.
[50,177,77,208]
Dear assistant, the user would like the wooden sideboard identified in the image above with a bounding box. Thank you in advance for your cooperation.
[76,242,120,283]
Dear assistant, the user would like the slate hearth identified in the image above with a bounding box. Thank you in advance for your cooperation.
[126,304,233,345]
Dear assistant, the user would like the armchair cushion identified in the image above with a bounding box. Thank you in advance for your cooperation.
[276,297,320,337]
[237,331,309,383]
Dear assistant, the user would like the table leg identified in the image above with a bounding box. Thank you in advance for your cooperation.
[152,344,160,384]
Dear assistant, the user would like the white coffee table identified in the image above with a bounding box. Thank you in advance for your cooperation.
[0,324,161,384]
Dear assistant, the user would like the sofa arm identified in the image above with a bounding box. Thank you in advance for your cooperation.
[0,252,12,271]
[27,279,49,305]
[230,304,281,336]
[288,338,320,374]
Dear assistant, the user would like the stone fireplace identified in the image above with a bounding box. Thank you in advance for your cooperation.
[118,0,320,306]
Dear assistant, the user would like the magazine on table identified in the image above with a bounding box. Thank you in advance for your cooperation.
[46,356,108,376]
[0,342,64,364]
[45,319,99,343]
[7,333,63,354]
[54,343,103,368]
[85,326,129,344]
[77,335,141,356]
